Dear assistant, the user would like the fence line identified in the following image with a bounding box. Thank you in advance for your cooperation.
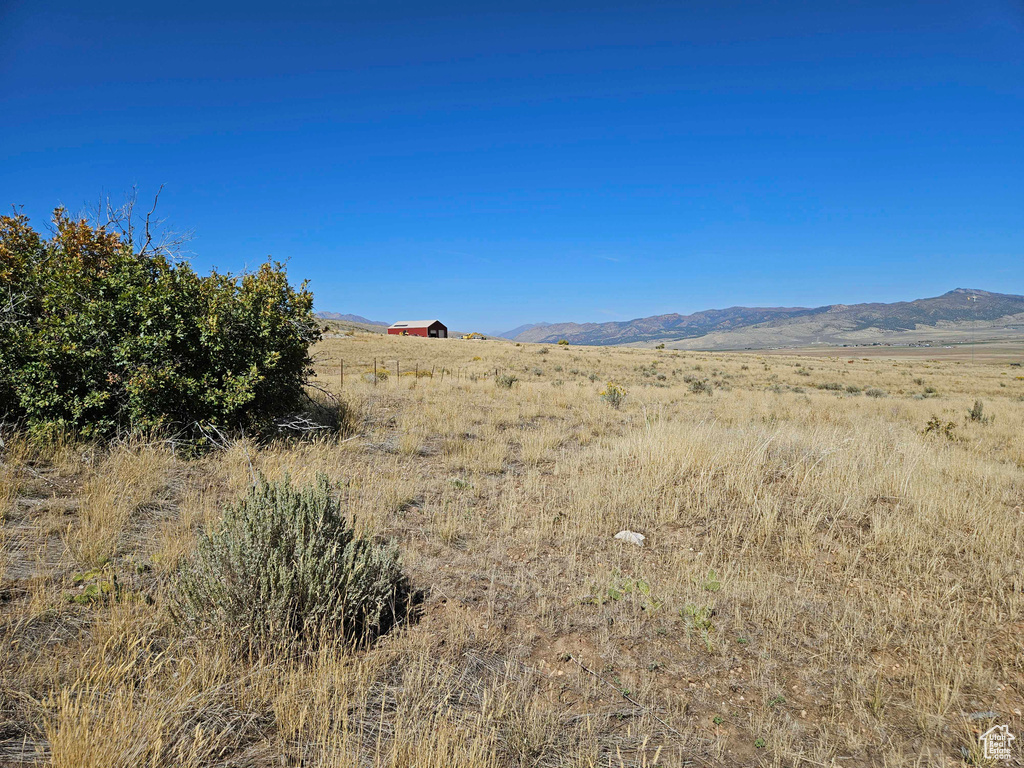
[315,357,505,388]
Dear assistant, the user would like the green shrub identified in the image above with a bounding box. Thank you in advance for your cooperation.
[0,209,319,440]
[681,603,715,633]
[968,399,986,423]
[557,338,569,346]
[924,415,957,440]
[702,569,722,592]
[599,381,627,408]
[865,388,887,398]
[689,379,713,396]
[495,373,518,389]
[587,571,661,611]
[172,474,412,651]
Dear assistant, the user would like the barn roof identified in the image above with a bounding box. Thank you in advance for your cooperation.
[389,320,445,329]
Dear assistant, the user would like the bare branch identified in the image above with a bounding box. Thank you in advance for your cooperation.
[139,184,164,257]
[85,185,192,261]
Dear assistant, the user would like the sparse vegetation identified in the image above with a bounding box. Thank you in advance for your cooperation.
[2,334,1022,767]
[689,378,713,395]
[924,415,958,440]
[172,474,411,652]
[967,398,992,424]
[598,381,627,408]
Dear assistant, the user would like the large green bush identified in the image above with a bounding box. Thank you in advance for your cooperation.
[172,474,412,650]
[0,208,320,439]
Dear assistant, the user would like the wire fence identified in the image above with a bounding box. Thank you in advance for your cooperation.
[312,355,508,388]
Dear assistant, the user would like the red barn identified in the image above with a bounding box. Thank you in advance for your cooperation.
[387,320,448,338]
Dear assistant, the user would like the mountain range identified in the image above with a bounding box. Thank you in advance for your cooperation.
[490,322,553,340]
[504,289,1024,349]
[316,312,390,326]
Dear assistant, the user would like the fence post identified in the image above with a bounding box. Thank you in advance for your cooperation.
[374,358,377,386]
[340,359,344,388]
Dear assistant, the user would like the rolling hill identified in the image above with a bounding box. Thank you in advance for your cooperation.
[316,312,390,327]
[491,322,553,340]
[512,289,1024,349]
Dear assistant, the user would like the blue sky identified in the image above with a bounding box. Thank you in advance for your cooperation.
[2,0,1022,331]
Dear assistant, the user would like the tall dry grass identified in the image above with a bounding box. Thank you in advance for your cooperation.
[1,334,1021,767]
[67,442,176,567]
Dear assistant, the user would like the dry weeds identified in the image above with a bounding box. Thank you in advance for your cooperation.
[1,333,1021,766]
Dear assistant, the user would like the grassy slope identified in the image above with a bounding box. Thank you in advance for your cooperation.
[2,335,1023,767]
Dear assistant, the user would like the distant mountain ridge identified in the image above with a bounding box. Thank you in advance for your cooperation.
[512,289,1024,349]
[492,322,553,340]
[316,312,389,326]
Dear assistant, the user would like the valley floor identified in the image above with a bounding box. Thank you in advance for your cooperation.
[2,334,1022,767]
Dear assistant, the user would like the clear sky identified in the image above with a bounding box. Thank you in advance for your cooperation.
[3,0,1022,331]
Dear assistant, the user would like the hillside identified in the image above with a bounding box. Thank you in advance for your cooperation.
[491,321,553,340]
[513,289,1024,348]
[316,312,390,326]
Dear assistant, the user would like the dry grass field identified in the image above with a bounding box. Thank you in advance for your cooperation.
[2,331,1023,767]
[756,339,1024,365]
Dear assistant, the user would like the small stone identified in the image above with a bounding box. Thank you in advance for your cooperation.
[614,530,646,547]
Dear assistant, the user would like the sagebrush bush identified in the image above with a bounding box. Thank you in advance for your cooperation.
[495,373,518,389]
[0,209,319,440]
[924,415,957,440]
[968,399,986,423]
[599,382,627,408]
[689,379,713,396]
[172,474,412,651]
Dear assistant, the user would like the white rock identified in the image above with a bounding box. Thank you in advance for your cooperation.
[614,530,645,547]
